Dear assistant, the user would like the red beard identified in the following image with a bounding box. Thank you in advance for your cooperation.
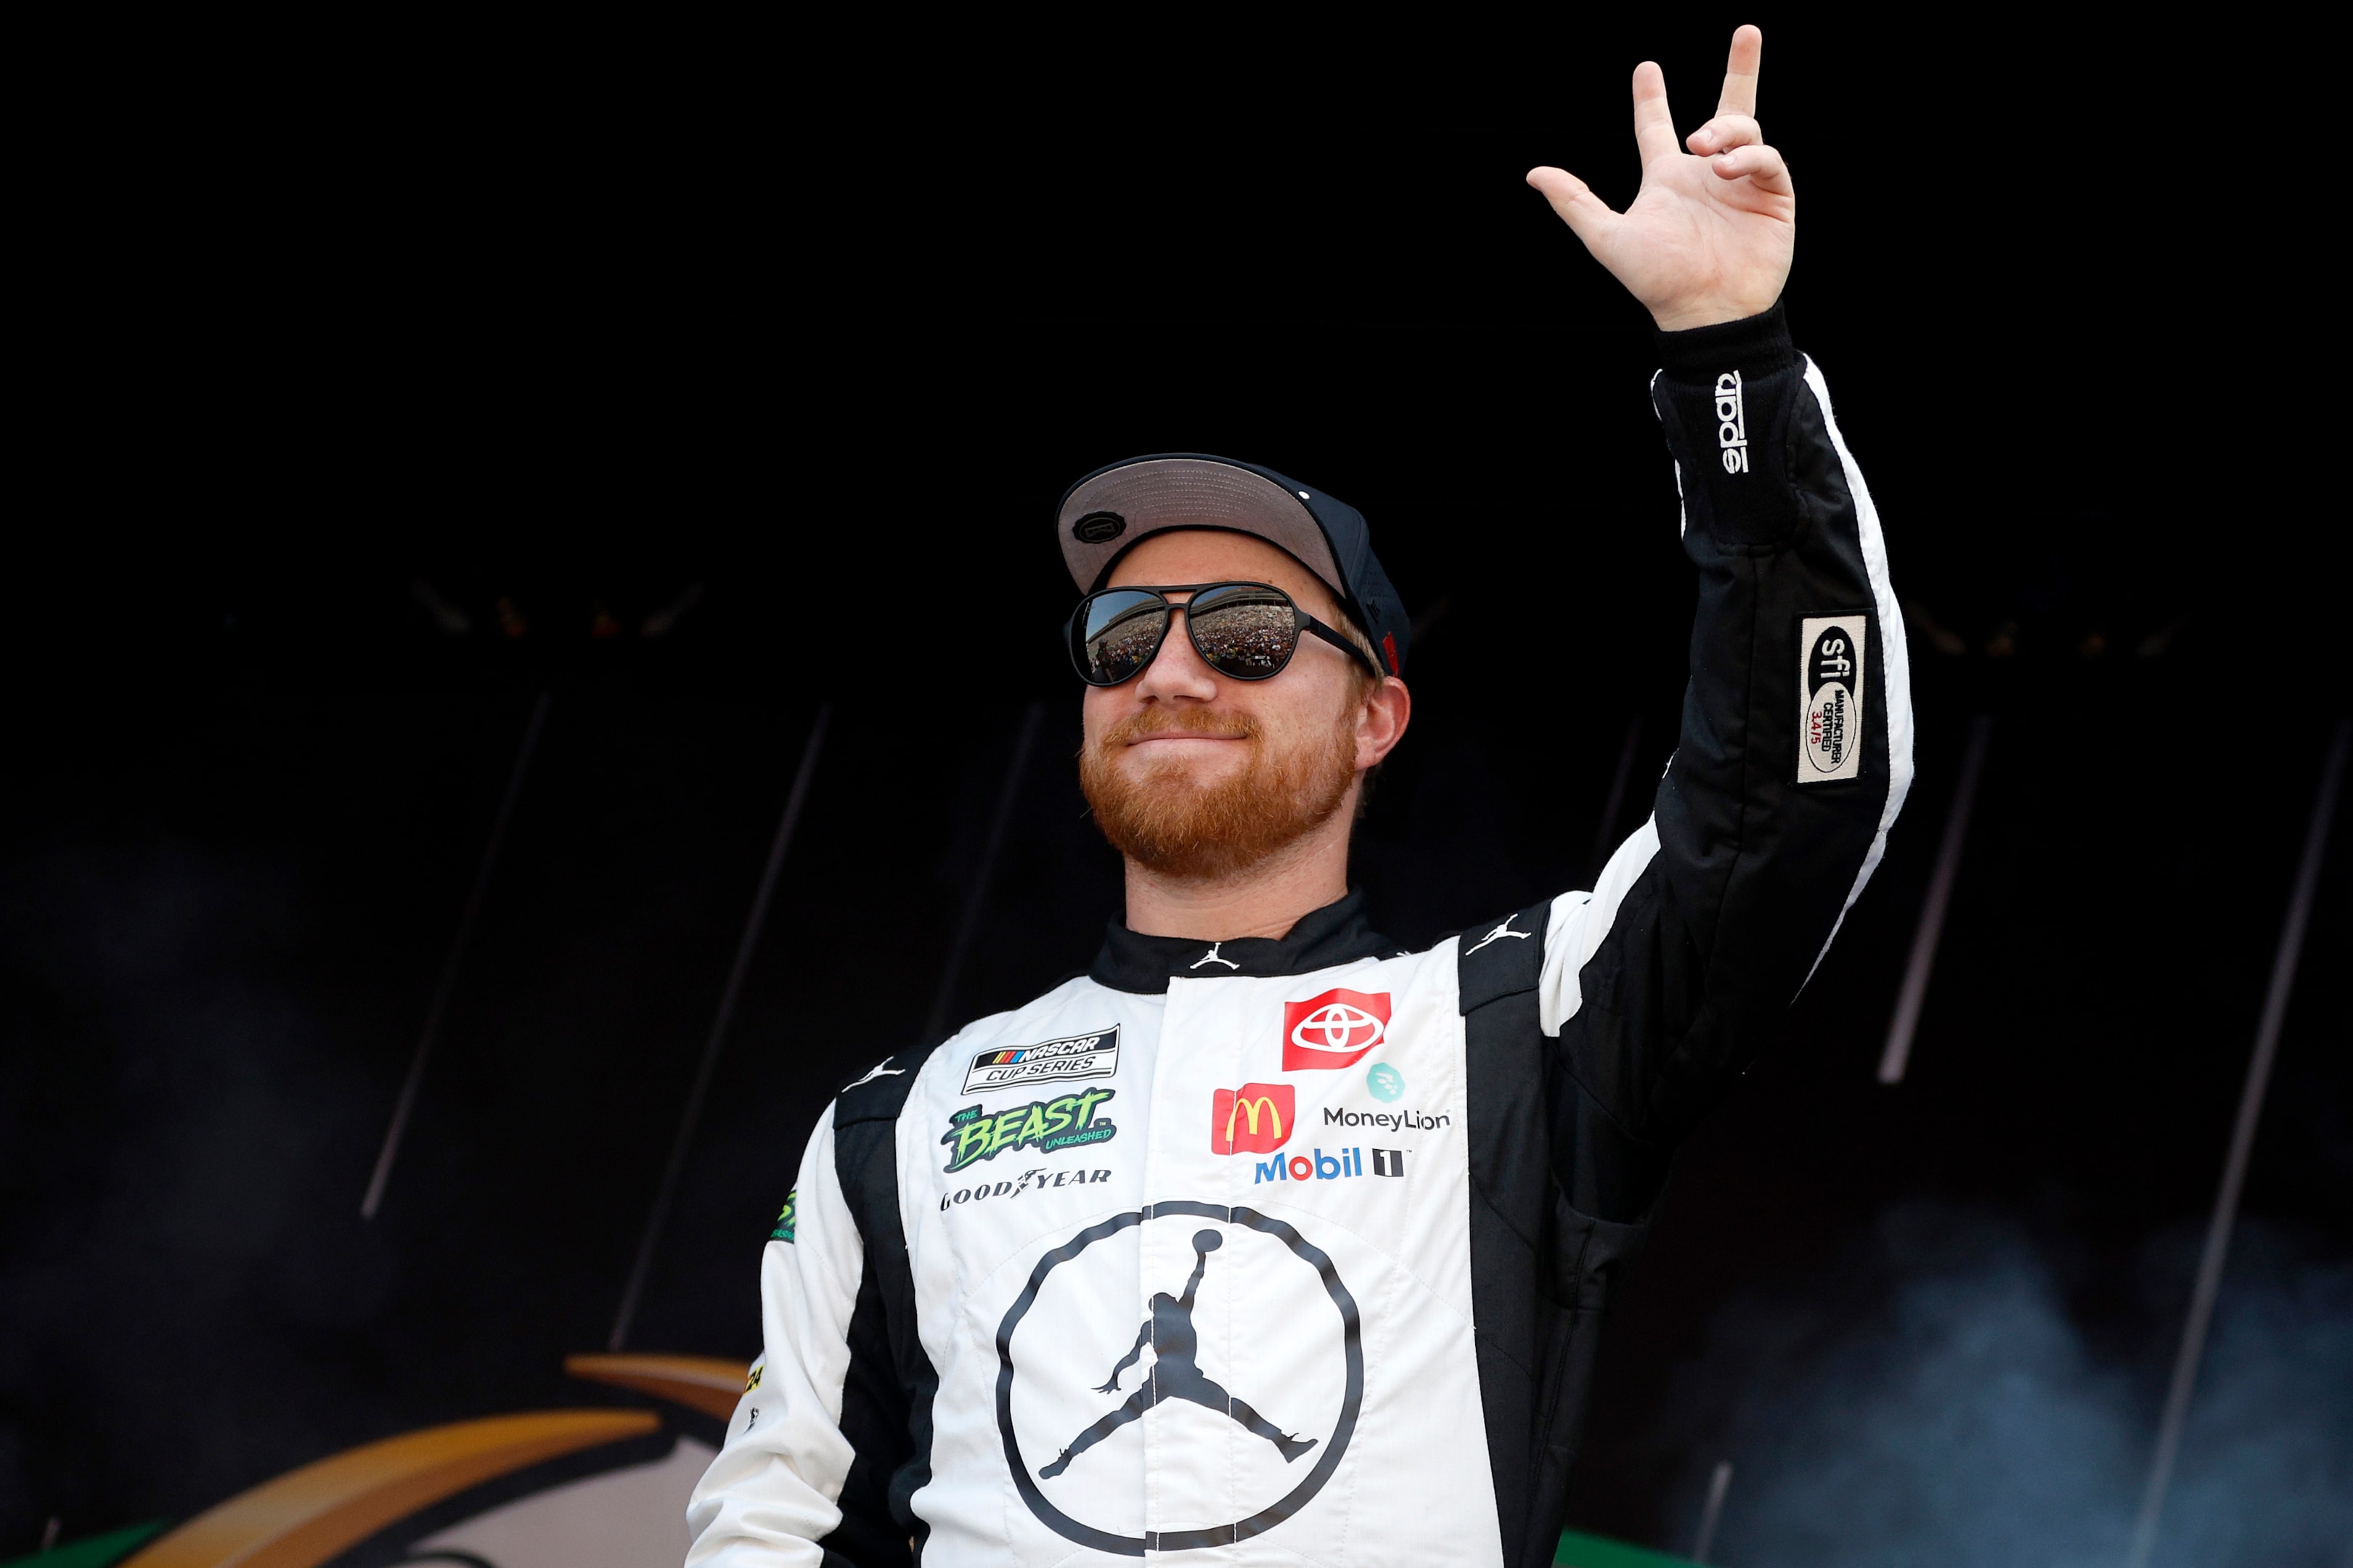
[1080,704,1358,881]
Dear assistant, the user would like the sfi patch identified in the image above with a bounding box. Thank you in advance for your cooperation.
[770,1190,796,1244]
[1798,614,1869,783]
[962,1026,1120,1095]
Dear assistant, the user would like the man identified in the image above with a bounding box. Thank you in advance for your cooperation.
[689,26,1911,1567]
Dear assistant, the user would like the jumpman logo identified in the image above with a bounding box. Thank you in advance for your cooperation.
[1038,1230,1316,1479]
[847,1059,905,1088]
[1464,915,1532,956]
[1191,942,1241,971]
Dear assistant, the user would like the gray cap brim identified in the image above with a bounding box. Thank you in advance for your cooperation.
[1056,457,1346,601]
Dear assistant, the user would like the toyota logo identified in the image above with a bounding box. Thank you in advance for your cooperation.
[1289,1002,1385,1053]
[1281,988,1392,1071]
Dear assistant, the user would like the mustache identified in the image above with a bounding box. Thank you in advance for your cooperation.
[1099,709,1262,748]
[1080,699,1355,880]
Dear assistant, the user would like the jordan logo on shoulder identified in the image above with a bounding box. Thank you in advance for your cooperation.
[1191,942,1241,971]
[1465,915,1531,956]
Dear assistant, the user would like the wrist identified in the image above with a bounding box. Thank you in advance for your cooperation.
[1649,295,1785,334]
[1653,300,1796,383]
[1648,301,1804,547]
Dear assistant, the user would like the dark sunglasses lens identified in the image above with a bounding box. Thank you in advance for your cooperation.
[1077,590,1172,685]
[1186,585,1299,679]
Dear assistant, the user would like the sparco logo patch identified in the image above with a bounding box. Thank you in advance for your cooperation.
[942,1089,1117,1173]
[1210,1083,1295,1155]
[1798,615,1869,783]
[963,1026,1120,1095]
[1715,370,1750,473]
[1281,989,1391,1071]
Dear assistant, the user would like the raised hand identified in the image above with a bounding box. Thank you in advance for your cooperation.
[1526,25,1793,332]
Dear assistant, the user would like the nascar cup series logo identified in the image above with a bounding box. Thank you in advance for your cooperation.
[1798,614,1869,783]
[1281,989,1390,1071]
[961,1026,1120,1095]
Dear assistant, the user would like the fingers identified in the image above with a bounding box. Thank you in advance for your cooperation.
[1708,140,1791,196]
[1717,23,1762,118]
[1525,166,1622,248]
[1629,60,1681,166]
[1687,113,1761,156]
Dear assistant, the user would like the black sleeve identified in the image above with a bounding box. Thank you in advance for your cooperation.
[1454,305,1909,1568]
[1555,301,1910,1201]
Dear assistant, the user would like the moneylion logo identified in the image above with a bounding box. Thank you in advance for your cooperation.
[1281,988,1391,1071]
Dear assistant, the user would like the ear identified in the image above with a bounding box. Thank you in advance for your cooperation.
[1353,677,1412,772]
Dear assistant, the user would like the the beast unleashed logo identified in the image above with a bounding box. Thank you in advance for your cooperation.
[942,1089,1117,1173]
[1798,614,1868,783]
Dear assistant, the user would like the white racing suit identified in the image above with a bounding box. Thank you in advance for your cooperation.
[688,305,1912,1566]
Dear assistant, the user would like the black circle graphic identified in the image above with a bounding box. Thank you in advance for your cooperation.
[995,1201,1363,1556]
[1072,510,1127,544]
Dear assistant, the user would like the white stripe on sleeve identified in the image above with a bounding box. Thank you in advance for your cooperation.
[687,1101,864,1566]
[1796,357,1915,988]
[1539,812,1665,1037]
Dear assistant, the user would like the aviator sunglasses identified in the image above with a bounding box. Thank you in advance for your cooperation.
[1066,581,1383,687]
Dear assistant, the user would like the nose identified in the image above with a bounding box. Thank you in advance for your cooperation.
[1132,597,1219,702]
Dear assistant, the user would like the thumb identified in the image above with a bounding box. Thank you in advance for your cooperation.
[1526,166,1620,250]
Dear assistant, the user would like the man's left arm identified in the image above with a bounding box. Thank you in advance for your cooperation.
[1513,25,1914,1199]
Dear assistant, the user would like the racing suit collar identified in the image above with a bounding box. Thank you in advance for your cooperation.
[1088,888,1396,994]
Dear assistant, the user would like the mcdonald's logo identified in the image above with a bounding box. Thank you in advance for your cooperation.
[1210,1083,1296,1156]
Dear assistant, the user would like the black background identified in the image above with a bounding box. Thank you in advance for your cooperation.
[5,10,2346,1561]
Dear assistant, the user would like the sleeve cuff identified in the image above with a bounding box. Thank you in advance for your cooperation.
[1654,301,1796,383]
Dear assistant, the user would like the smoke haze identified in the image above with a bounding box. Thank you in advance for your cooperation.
[1660,1205,2352,1568]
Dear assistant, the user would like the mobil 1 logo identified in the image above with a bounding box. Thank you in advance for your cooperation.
[1798,614,1869,783]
